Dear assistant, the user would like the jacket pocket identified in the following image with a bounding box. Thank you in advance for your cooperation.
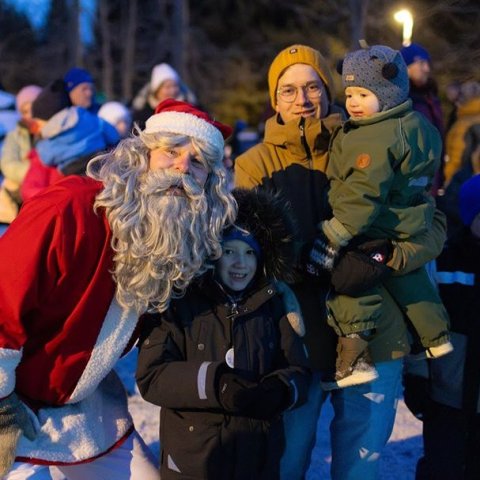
[161,409,225,478]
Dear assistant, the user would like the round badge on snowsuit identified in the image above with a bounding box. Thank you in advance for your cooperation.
[225,347,235,368]
[356,153,371,169]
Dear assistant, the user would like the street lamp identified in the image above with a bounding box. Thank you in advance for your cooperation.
[394,9,413,46]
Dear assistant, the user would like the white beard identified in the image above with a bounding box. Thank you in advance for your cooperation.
[112,170,214,313]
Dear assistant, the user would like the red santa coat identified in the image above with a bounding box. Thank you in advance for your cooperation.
[0,176,138,463]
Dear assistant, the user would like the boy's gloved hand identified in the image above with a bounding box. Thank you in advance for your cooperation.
[216,371,259,414]
[306,231,340,274]
[245,375,290,420]
[0,393,37,477]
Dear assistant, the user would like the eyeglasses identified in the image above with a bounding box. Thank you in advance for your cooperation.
[276,81,323,103]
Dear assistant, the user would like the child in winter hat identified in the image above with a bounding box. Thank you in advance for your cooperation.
[98,101,133,138]
[31,80,71,122]
[306,43,451,390]
[341,43,409,112]
[136,187,309,479]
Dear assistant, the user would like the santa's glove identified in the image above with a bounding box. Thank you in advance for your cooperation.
[216,369,259,414]
[0,393,37,477]
[244,375,291,420]
[306,230,340,275]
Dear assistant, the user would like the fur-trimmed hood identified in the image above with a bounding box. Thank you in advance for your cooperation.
[229,188,297,283]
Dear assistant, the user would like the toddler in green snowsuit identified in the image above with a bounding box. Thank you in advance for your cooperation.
[307,44,452,389]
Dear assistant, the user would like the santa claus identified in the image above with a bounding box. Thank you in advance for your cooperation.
[0,99,236,479]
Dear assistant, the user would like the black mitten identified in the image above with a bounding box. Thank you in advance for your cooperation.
[357,238,393,264]
[306,231,340,274]
[331,238,393,296]
[245,375,290,420]
[216,371,259,414]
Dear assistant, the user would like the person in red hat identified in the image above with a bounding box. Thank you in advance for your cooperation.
[0,99,236,480]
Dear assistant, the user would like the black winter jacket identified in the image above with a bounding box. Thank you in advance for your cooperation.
[136,275,310,480]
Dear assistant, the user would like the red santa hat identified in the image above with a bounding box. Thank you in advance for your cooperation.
[144,99,232,158]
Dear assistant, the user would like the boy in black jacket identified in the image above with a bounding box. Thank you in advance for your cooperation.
[136,188,310,480]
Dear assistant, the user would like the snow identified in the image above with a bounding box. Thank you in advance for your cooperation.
[116,349,423,479]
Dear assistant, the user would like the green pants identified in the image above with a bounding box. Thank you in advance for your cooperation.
[326,266,450,348]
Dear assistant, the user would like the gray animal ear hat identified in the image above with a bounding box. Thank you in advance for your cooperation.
[338,43,409,111]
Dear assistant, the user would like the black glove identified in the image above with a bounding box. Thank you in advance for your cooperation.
[244,375,290,420]
[331,239,393,296]
[216,371,259,414]
[306,231,340,275]
[357,238,393,264]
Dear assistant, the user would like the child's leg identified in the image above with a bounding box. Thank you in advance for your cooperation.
[383,267,452,357]
[326,287,383,337]
[324,288,383,389]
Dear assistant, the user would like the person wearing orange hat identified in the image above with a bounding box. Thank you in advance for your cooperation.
[234,44,448,480]
[0,99,236,480]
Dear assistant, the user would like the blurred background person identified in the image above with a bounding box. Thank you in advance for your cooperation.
[443,81,480,188]
[400,43,445,196]
[0,86,18,156]
[415,174,480,480]
[0,85,41,223]
[98,101,133,139]
[21,79,118,202]
[64,67,100,114]
[131,62,197,129]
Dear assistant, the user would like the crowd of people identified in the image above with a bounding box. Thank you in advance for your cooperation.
[0,39,479,480]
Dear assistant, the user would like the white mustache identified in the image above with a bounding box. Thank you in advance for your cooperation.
[140,170,204,197]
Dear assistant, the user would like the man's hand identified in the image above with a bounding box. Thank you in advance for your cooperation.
[0,393,37,477]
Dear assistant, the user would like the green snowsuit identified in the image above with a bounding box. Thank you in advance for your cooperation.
[325,100,449,347]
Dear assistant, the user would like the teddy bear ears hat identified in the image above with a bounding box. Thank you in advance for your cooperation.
[268,44,335,108]
[338,42,409,111]
[144,98,233,159]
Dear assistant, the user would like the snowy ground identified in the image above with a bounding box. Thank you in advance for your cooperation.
[116,349,423,479]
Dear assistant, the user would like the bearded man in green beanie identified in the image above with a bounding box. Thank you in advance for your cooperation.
[234,44,447,479]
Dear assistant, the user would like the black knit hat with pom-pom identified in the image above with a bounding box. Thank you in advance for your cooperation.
[339,44,409,111]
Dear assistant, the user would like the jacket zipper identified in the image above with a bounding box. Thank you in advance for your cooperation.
[299,119,313,167]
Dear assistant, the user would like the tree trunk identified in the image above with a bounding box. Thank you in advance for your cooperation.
[169,0,189,81]
[349,0,369,49]
[99,1,114,99]
[69,0,83,66]
[122,0,138,101]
